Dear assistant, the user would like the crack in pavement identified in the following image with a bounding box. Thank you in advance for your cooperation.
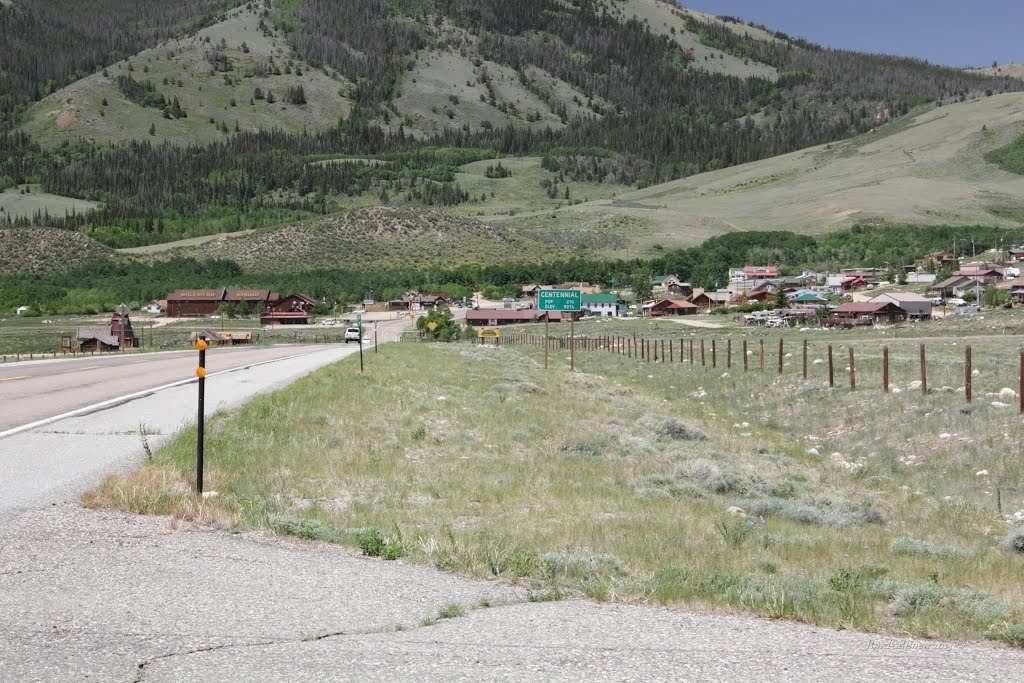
[131,600,529,681]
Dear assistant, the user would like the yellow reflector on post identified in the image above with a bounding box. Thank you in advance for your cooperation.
[196,340,207,351]
[196,367,206,379]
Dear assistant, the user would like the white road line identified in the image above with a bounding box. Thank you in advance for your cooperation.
[0,350,315,440]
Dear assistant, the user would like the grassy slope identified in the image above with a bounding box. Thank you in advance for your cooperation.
[160,206,580,271]
[88,324,1024,643]
[20,4,353,147]
[0,227,114,273]
[518,92,1024,247]
[617,0,779,81]
[0,186,99,221]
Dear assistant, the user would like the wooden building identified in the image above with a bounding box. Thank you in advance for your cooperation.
[167,289,227,317]
[827,302,906,326]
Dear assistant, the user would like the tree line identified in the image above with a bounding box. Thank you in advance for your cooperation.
[7,223,1024,315]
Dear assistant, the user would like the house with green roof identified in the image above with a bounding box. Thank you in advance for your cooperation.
[581,293,620,317]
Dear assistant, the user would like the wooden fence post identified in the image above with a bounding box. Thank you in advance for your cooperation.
[849,347,856,390]
[669,339,673,363]
[920,344,927,396]
[778,339,784,374]
[661,339,665,363]
[743,340,748,372]
[712,339,717,368]
[828,344,834,388]
[759,339,764,372]
[802,339,808,380]
[641,338,645,360]
[965,345,972,402]
[727,339,732,369]
[653,339,658,362]
[1019,349,1023,415]
[883,346,889,393]
[689,339,694,364]
[701,339,706,367]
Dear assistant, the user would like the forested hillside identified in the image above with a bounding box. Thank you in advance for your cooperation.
[1,0,1023,255]
[0,0,238,129]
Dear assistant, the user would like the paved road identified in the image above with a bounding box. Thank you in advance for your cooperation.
[0,343,364,517]
[0,344,359,433]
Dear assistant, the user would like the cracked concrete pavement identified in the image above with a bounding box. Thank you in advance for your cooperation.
[2,506,1024,682]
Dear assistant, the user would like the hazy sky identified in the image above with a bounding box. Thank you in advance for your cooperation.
[681,1,1023,68]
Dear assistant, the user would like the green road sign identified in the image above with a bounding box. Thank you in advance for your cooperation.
[538,289,582,312]
[356,312,362,329]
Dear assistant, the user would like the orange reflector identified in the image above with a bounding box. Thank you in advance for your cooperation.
[196,340,207,351]
[196,367,206,379]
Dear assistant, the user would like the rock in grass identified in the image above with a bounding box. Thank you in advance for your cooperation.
[1005,527,1024,553]
[726,506,747,518]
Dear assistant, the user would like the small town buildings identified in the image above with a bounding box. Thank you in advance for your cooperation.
[915,251,957,269]
[1008,248,1024,262]
[667,281,693,297]
[466,309,553,326]
[869,292,932,319]
[642,299,698,316]
[76,310,137,352]
[952,268,1002,284]
[269,292,315,314]
[934,276,987,298]
[260,311,311,325]
[688,289,733,309]
[142,300,166,314]
[789,292,828,306]
[827,302,907,325]
[581,293,619,317]
[189,330,253,346]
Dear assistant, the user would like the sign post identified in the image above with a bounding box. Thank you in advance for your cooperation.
[356,312,364,373]
[374,321,379,353]
[537,290,582,370]
[195,335,207,494]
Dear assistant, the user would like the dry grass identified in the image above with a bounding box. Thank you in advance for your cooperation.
[82,463,235,530]
[91,329,1024,643]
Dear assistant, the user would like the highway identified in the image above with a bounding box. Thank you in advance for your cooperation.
[0,344,347,434]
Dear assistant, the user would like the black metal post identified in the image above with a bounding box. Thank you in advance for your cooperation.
[196,336,206,494]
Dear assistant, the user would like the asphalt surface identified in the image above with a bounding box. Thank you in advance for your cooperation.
[0,344,352,433]
[2,505,1022,682]
[0,343,363,517]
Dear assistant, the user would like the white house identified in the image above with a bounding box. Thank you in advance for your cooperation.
[581,293,619,317]
[142,301,166,314]
[15,305,28,316]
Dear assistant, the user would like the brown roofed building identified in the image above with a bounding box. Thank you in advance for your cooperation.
[828,302,906,325]
[167,289,226,317]
[466,309,547,326]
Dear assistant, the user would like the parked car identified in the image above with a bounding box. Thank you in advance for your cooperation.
[765,318,787,328]
[344,327,362,343]
[948,298,968,307]
[931,298,944,306]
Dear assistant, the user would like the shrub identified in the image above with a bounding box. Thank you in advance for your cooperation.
[738,497,884,527]
[1004,526,1024,553]
[893,584,1011,628]
[643,415,705,441]
[890,537,972,561]
[541,552,625,580]
[268,515,341,543]
[987,623,1024,648]
[356,528,404,560]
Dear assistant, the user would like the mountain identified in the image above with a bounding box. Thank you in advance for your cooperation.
[549,91,1024,247]
[2,0,1024,263]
